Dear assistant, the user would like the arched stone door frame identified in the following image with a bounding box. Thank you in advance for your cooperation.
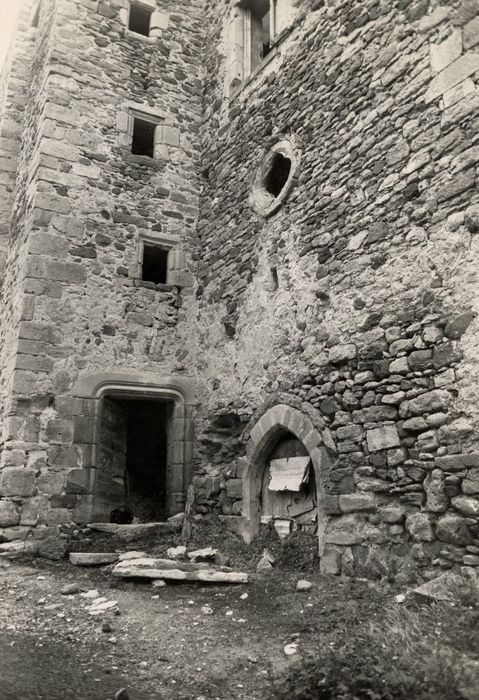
[71,370,194,522]
[242,403,335,555]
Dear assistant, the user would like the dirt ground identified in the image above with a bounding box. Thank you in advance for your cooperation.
[0,549,385,700]
[1,523,478,700]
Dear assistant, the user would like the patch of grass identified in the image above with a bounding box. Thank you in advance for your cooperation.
[276,531,319,571]
[269,602,479,700]
[448,573,479,610]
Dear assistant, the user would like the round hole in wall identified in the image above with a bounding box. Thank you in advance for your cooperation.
[250,138,301,218]
[264,153,292,197]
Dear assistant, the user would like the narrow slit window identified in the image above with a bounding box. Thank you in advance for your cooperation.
[32,3,40,27]
[142,244,169,284]
[128,4,153,36]
[261,9,271,58]
[131,117,156,158]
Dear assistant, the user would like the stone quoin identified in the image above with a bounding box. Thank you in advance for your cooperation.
[0,0,479,581]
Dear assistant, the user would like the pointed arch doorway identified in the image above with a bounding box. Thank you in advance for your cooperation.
[242,403,335,555]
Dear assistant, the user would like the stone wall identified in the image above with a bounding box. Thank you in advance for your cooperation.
[0,0,204,555]
[193,0,479,580]
[2,0,479,579]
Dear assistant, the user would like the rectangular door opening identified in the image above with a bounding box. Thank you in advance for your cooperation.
[97,396,175,523]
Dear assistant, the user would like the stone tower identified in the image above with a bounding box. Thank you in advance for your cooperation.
[2,0,479,581]
[0,0,203,555]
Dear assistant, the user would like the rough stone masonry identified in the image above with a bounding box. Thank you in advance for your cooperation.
[1,0,479,583]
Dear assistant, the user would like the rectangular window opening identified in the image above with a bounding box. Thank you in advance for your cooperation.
[142,244,169,285]
[131,117,156,158]
[128,3,153,36]
[247,0,275,72]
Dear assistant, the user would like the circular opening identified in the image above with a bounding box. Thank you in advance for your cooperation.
[250,138,300,218]
[264,153,292,198]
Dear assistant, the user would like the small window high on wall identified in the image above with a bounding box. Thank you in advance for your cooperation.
[142,243,169,284]
[131,117,156,157]
[241,0,277,74]
[128,3,153,36]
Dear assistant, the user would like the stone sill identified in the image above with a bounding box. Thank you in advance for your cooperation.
[123,29,157,42]
[133,279,177,292]
[121,150,165,170]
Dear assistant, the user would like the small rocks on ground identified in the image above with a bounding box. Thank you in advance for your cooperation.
[151,579,166,588]
[283,642,298,656]
[187,547,217,562]
[167,545,187,559]
[256,549,275,572]
[60,583,80,595]
[296,579,312,592]
[80,589,100,599]
[87,598,118,615]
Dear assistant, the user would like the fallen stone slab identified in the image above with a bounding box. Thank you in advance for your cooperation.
[87,522,181,539]
[0,541,35,556]
[112,557,232,576]
[113,566,248,584]
[113,558,247,583]
[187,547,217,562]
[410,571,479,602]
[118,551,146,561]
[69,552,119,566]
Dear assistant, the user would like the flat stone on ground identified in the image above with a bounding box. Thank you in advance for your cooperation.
[112,561,248,584]
[69,552,119,566]
[411,572,479,602]
[118,551,147,561]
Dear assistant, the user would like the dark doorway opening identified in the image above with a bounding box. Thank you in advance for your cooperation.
[98,396,174,523]
[124,399,173,522]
